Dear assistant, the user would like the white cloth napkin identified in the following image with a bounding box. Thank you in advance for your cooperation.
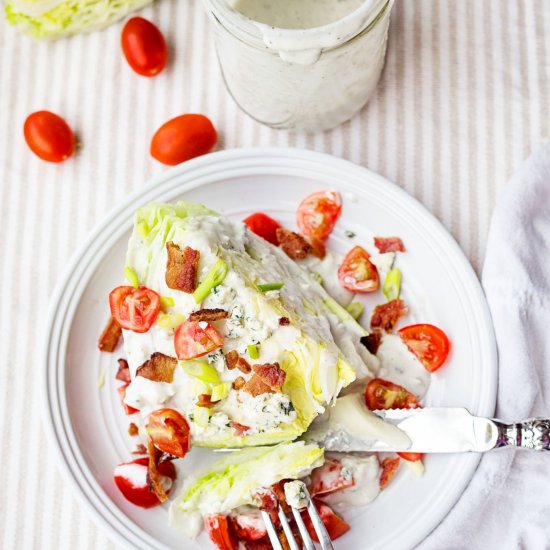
[419,142,550,550]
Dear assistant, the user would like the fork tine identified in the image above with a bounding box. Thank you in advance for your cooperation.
[278,506,301,550]
[306,498,334,550]
[261,510,284,550]
[291,506,316,550]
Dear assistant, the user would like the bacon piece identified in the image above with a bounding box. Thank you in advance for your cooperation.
[131,443,147,455]
[197,394,215,408]
[98,316,122,352]
[276,228,312,260]
[253,363,285,391]
[360,331,382,355]
[374,236,406,253]
[165,242,200,293]
[146,439,169,503]
[233,376,246,390]
[308,236,327,259]
[379,457,400,489]
[128,423,139,436]
[188,308,228,322]
[279,317,290,326]
[231,421,251,436]
[370,299,408,332]
[226,350,239,370]
[242,374,273,396]
[237,357,251,374]
[136,352,177,383]
[115,358,131,383]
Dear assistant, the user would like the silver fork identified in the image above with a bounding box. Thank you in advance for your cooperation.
[261,483,334,550]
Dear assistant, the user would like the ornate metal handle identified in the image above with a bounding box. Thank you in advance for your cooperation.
[493,418,550,450]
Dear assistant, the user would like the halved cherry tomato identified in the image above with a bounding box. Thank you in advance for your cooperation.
[23,111,74,163]
[146,408,190,458]
[379,457,400,489]
[296,191,342,241]
[113,457,176,508]
[364,378,420,410]
[121,17,167,77]
[228,510,267,541]
[109,286,160,333]
[117,383,139,415]
[205,514,239,550]
[174,319,223,360]
[301,501,350,542]
[397,452,423,462]
[338,246,379,292]
[243,213,282,246]
[309,457,355,498]
[150,114,217,165]
[398,324,451,372]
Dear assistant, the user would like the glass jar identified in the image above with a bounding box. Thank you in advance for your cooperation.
[200,0,394,132]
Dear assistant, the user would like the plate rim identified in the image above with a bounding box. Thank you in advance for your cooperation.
[42,146,498,550]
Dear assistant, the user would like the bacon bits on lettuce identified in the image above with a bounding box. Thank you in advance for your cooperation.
[136,352,177,383]
[188,308,229,322]
[370,299,408,332]
[276,228,312,260]
[243,375,273,397]
[253,363,286,391]
[226,350,251,373]
[374,236,406,253]
[165,242,200,293]
[98,316,122,352]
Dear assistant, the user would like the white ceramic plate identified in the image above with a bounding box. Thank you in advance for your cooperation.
[43,148,497,550]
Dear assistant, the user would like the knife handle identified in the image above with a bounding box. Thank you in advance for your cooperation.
[494,418,550,451]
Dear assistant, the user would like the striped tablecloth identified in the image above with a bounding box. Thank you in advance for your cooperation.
[1,1,548,548]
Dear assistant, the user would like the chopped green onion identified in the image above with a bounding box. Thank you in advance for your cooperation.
[383,268,402,302]
[137,220,150,240]
[182,360,220,384]
[211,382,231,402]
[193,406,211,427]
[124,266,139,288]
[257,282,284,292]
[324,297,368,336]
[193,259,228,303]
[312,272,323,285]
[192,379,211,396]
[157,313,184,331]
[346,301,364,320]
[96,367,107,389]
[160,295,175,311]
[247,344,259,360]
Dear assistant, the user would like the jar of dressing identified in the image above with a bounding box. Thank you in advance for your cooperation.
[200,0,394,132]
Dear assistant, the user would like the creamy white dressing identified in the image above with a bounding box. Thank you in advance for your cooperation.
[370,252,395,275]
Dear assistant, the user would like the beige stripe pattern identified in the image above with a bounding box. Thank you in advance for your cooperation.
[0,1,549,548]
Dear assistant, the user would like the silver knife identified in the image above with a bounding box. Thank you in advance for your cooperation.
[312,407,550,453]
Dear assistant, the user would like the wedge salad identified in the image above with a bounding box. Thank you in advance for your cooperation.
[99,190,451,549]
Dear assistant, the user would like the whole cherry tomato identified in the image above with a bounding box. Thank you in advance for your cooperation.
[121,17,167,77]
[23,111,75,163]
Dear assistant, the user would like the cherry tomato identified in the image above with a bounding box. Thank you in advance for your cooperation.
[205,514,239,550]
[301,501,350,542]
[379,457,400,489]
[364,378,420,410]
[397,452,423,462]
[121,17,167,76]
[146,408,190,458]
[174,319,223,360]
[113,457,176,508]
[150,114,217,165]
[309,457,355,498]
[296,191,341,241]
[243,213,282,246]
[337,246,379,292]
[109,286,160,333]
[398,324,451,372]
[228,510,267,541]
[117,383,139,415]
[23,111,74,163]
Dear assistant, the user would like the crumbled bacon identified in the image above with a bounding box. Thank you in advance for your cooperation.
[279,317,290,326]
[233,376,246,390]
[188,308,228,322]
[225,351,251,373]
[370,299,408,332]
[197,394,215,408]
[379,457,400,489]
[131,443,147,455]
[115,358,131,383]
[308,236,327,259]
[128,423,139,436]
[360,331,382,355]
[146,439,169,503]
[165,242,200,293]
[98,316,122,352]
[136,352,177,383]
[236,357,251,374]
[242,374,273,397]
[276,228,312,260]
[374,236,406,253]
[231,421,251,436]
[253,363,285,391]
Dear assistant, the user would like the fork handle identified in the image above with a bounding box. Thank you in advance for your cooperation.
[493,418,550,450]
